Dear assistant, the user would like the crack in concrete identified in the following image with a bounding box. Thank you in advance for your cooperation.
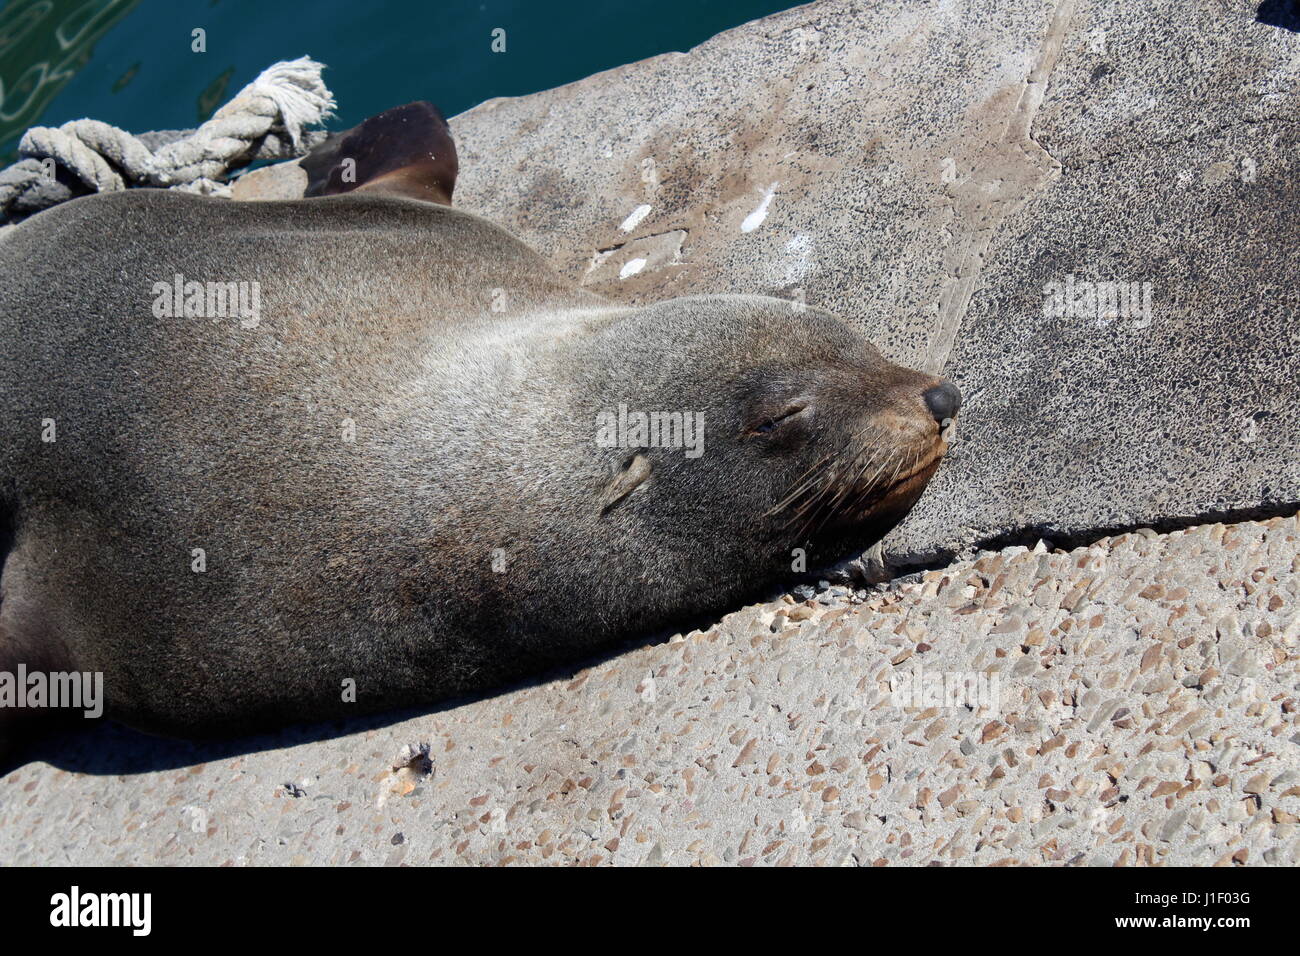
[925,0,1076,376]
[883,500,1300,579]
[592,226,691,256]
[584,228,689,285]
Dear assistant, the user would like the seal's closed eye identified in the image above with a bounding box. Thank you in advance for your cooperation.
[750,403,809,436]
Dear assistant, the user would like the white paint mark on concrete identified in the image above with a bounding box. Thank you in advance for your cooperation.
[741,183,780,233]
[619,257,647,279]
[620,204,652,232]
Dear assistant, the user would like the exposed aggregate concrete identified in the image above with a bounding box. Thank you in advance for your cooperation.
[4,514,1296,866]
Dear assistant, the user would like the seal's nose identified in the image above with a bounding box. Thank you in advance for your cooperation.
[923,382,962,424]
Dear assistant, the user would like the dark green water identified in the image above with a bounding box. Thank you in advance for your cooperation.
[0,0,802,162]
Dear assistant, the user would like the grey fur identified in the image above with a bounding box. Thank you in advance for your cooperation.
[0,189,950,739]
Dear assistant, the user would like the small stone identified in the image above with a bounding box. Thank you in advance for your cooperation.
[1243,773,1268,795]
[1159,810,1188,842]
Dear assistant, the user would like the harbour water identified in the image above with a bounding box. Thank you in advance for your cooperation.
[0,0,801,162]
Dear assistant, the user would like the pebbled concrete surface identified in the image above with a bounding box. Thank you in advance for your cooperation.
[4,515,1297,865]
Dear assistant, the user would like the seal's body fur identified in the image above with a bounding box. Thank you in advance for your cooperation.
[0,188,950,740]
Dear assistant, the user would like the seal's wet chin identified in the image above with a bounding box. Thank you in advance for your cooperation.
[830,443,943,530]
[869,453,943,513]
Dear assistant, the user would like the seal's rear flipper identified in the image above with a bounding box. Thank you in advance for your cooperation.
[301,101,458,205]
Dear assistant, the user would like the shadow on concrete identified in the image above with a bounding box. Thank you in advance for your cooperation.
[3,652,606,778]
[1,598,759,777]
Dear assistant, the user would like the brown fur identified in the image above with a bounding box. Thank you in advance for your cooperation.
[0,185,954,743]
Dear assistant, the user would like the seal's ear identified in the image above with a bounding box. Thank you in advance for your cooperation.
[600,453,653,515]
[300,101,458,206]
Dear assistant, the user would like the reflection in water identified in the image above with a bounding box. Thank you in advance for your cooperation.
[0,0,140,162]
[196,63,232,122]
[110,57,139,92]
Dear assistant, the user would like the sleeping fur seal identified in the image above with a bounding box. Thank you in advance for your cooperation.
[0,103,960,750]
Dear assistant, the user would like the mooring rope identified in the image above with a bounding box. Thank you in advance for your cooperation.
[0,56,334,224]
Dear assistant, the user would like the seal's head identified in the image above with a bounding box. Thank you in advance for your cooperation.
[572,294,959,605]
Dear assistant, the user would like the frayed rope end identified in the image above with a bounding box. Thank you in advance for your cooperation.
[238,55,337,148]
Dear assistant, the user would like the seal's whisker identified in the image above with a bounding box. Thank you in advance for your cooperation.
[800,445,884,538]
[771,422,893,526]
[823,447,880,517]
[849,456,894,513]
[767,452,837,516]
